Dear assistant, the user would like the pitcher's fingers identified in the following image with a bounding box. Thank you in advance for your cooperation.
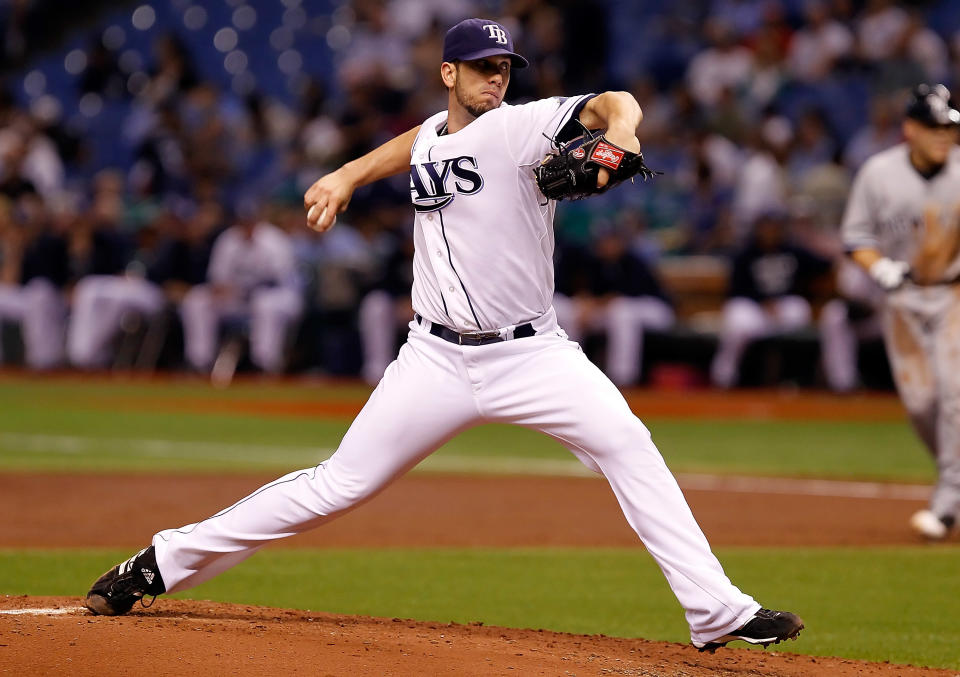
[597,167,610,189]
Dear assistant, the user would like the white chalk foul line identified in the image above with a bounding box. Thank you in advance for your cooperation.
[0,607,84,616]
[675,472,931,501]
[0,432,932,501]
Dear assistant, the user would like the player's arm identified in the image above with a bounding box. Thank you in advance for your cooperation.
[304,125,421,232]
[577,91,643,187]
[842,163,910,291]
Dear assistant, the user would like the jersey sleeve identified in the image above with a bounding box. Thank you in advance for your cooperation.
[840,160,880,252]
[501,94,596,166]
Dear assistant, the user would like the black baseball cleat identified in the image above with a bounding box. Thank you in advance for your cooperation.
[85,546,166,616]
[694,608,804,653]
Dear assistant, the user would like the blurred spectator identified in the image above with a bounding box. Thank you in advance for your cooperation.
[141,34,199,107]
[358,222,414,384]
[66,201,224,371]
[0,193,69,368]
[686,17,754,108]
[0,114,64,200]
[338,0,413,92]
[788,107,836,181]
[843,95,901,171]
[0,0,43,67]
[855,0,908,62]
[66,170,137,368]
[710,0,767,39]
[731,114,792,236]
[786,0,854,82]
[0,0,955,384]
[299,80,347,173]
[792,148,852,239]
[745,8,789,110]
[80,38,126,99]
[554,223,675,386]
[0,132,37,199]
[180,202,302,374]
[386,0,475,40]
[710,211,831,388]
[904,10,949,83]
[818,259,884,392]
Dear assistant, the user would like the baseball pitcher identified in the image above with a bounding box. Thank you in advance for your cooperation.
[84,18,803,652]
[842,84,960,540]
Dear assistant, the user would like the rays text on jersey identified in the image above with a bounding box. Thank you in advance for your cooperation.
[410,156,484,212]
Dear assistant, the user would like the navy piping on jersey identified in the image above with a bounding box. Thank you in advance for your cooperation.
[427,142,483,329]
[438,209,483,329]
[424,143,455,325]
[156,463,328,541]
[552,94,597,146]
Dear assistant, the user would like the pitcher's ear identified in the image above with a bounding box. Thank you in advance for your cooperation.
[441,61,457,89]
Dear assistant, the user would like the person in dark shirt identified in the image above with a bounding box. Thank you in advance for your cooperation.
[554,222,675,385]
[0,192,69,368]
[0,137,38,200]
[710,210,831,387]
[358,220,414,384]
[67,198,223,370]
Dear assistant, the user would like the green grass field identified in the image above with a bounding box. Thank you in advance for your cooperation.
[1,376,958,669]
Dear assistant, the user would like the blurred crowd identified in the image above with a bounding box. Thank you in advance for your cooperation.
[0,0,956,389]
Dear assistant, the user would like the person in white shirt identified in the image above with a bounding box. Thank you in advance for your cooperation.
[86,18,802,654]
[180,202,302,374]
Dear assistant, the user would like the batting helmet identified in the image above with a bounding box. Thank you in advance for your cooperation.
[905,84,960,127]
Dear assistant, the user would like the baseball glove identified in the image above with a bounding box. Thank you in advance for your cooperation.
[534,134,661,201]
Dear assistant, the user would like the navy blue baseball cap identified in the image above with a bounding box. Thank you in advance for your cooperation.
[442,18,529,69]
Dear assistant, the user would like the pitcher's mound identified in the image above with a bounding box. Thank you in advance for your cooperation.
[1,595,952,676]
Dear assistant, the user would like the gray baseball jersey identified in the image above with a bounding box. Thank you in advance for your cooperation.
[841,143,960,282]
[842,141,960,522]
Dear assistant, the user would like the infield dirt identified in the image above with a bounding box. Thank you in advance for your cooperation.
[2,595,956,676]
[1,385,954,675]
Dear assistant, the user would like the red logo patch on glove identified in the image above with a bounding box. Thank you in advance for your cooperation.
[589,141,624,169]
[571,147,586,159]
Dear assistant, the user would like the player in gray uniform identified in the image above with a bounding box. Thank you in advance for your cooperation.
[841,84,960,540]
[84,19,803,652]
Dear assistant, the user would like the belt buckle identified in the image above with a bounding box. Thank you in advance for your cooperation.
[459,329,501,344]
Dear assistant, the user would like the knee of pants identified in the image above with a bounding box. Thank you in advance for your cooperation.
[360,290,393,321]
[721,298,768,335]
[818,300,847,331]
[901,389,937,422]
[313,463,387,513]
[580,416,655,463]
[777,297,812,328]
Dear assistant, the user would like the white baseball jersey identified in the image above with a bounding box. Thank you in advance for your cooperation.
[409,95,593,331]
[841,143,960,282]
[207,222,300,294]
[151,94,762,647]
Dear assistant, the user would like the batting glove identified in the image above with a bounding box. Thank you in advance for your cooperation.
[869,257,910,290]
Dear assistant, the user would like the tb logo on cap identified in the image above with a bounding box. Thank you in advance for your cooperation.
[483,24,508,44]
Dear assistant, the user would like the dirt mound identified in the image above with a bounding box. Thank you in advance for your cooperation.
[1,596,952,676]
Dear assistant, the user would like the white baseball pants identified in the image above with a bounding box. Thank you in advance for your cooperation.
[553,294,675,385]
[710,296,812,388]
[67,275,166,369]
[180,285,304,373]
[153,312,759,644]
[0,279,65,368]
